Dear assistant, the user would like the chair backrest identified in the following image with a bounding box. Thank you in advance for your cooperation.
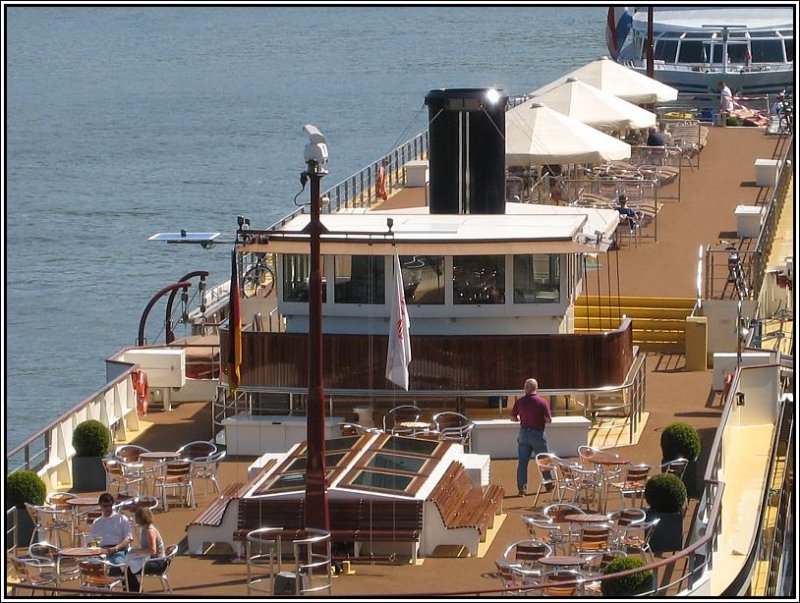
[78,560,121,588]
[578,445,619,467]
[661,457,689,478]
[102,458,124,478]
[503,539,552,567]
[625,463,651,484]
[337,422,363,436]
[432,412,474,444]
[164,460,192,479]
[535,453,561,482]
[114,444,150,463]
[29,542,59,561]
[383,405,421,430]
[114,495,159,517]
[613,507,646,526]
[177,441,217,460]
[543,570,583,596]
[576,523,613,553]
[45,492,77,508]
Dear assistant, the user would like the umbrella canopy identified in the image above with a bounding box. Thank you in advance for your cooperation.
[531,56,679,104]
[531,78,657,131]
[505,102,631,166]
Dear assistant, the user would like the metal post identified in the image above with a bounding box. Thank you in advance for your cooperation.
[303,126,330,531]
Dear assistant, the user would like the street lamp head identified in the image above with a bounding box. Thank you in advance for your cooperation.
[303,124,329,165]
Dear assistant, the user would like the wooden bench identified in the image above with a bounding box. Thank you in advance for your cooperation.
[188,482,244,528]
[428,461,504,539]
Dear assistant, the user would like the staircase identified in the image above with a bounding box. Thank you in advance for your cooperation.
[574,295,696,353]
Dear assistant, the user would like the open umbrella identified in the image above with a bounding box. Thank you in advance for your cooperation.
[530,78,657,131]
[531,56,679,104]
[506,102,631,166]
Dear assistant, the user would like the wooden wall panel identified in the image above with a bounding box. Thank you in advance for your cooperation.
[221,320,633,391]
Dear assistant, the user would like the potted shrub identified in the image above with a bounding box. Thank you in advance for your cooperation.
[6,470,47,546]
[660,422,701,496]
[600,555,653,596]
[72,419,112,492]
[644,472,687,553]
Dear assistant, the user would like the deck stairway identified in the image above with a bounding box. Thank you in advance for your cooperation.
[574,295,695,353]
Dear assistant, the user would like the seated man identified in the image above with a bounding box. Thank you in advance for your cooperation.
[615,194,643,230]
[89,492,133,570]
[646,125,667,146]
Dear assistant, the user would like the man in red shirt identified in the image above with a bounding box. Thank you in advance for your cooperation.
[510,378,553,496]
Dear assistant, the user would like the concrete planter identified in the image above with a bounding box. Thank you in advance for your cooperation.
[645,507,685,553]
[72,456,106,492]
[14,507,36,547]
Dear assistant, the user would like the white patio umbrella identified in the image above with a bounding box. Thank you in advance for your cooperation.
[531,56,679,104]
[505,102,631,166]
[530,78,657,131]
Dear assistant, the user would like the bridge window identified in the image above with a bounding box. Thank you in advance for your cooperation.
[751,39,785,63]
[399,255,444,304]
[334,255,385,304]
[453,255,505,305]
[677,40,706,63]
[654,39,678,62]
[513,254,560,304]
[282,254,327,303]
[784,39,794,62]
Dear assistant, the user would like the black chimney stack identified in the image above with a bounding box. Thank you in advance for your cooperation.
[424,88,508,215]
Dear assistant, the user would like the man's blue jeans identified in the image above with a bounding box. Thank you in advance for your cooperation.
[517,427,550,492]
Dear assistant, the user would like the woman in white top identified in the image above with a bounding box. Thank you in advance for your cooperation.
[125,506,166,592]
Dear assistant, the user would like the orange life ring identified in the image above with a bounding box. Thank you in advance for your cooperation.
[132,369,149,415]
[376,165,388,201]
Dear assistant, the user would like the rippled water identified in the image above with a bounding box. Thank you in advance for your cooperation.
[6,5,608,449]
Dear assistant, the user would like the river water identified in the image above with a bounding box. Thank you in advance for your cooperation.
[5,5,608,449]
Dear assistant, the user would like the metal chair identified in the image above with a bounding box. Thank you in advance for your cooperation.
[190,450,226,496]
[113,495,159,519]
[494,559,537,595]
[102,458,145,498]
[503,539,553,578]
[431,411,475,451]
[558,462,602,509]
[78,559,126,592]
[176,440,217,460]
[45,492,77,508]
[660,457,689,479]
[382,405,422,435]
[24,503,72,547]
[153,460,195,511]
[9,555,58,595]
[29,541,80,589]
[607,463,651,508]
[136,543,179,593]
[541,569,585,597]
[572,522,615,559]
[113,444,151,463]
[337,422,364,436]
[616,517,661,564]
[531,453,561,508]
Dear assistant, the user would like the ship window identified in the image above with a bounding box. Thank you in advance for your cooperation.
[453,255,505,305]
[729,31,747,39]
[334,255,385,304]
[282,254,327,303]
[654,40,678,63]
[727,44,749,64]
[677,40,706,63]
[513,254,560,304]
[751,40,785,63]
[784,40,793,63]
[399,255,444,305]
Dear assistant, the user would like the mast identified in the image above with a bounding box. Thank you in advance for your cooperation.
[646,7,654,79]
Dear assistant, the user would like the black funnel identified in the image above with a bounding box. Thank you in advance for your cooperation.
[424,88,508,215]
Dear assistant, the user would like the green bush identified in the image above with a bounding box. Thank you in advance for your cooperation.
[645,472,687,513]
[661,422,701,461]
[601,556,653,596]
[72,420,111,457]
[726,116,741,126]
[6,470,47,508]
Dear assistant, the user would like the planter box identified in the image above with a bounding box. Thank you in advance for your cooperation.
[72,456,106,492]
[14,507,36,547]
[645,507,685,553]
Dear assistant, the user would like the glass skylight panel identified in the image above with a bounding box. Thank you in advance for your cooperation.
[379,436,439,456]
[350,470,413,492]
[365,453,426,473]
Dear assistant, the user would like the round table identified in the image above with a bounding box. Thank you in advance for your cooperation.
[66,497,100,507]
[589,457,629,512]
[139,451,181,461]
[58,547,105,558]
[396,421,433,435]
[564,513,611,524]
[538,556,584,568]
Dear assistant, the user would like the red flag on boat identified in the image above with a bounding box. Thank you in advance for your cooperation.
[227,251,242,394]
[386,252,411,390]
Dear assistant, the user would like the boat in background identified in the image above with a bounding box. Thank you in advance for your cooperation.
[610,6,794,96]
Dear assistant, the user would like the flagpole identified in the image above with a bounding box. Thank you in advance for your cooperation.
[303,126,330,531]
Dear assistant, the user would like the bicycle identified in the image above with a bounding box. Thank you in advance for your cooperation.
[242,258,275,298]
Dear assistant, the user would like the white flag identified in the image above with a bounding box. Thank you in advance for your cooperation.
[386,252,412,390]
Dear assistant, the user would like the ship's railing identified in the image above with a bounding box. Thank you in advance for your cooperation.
[264,131,429,233]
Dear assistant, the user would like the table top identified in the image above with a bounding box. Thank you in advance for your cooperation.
[590,456,629,466]
[565,513,611,524]
[398,421,432,429]
[66,497,100,507]
[139,451,181,460]
[59,547,105,557]
[538,556,584,567]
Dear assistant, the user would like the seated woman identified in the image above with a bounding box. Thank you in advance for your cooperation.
[125,507,166,592]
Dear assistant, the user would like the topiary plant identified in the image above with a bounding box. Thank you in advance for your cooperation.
[6,470,47,508]
[72,420,111,457]
[660,422,701,461]
[601,555,653,596]
[645,472,687,513]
